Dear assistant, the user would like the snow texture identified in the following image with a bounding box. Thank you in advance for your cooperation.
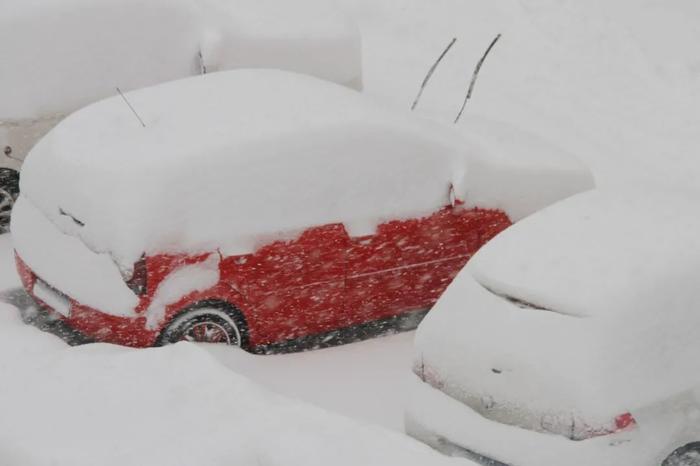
[19,69,592,272]
[0,306,474,466]
[0,0,361,121]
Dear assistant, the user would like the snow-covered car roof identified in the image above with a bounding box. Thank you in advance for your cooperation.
[0,0,361,121]
[415,188,700,417]
[19,69,592,270]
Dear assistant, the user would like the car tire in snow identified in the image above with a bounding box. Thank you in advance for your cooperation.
[156,302,247,348]
[663,443,700,466]
[0,168,19,233]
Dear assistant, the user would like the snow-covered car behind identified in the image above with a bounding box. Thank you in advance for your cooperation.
[12,69,592,352]
[406,189,700,466]
[0,0,361,230]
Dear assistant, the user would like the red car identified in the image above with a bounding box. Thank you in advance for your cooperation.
[12,69,593,352]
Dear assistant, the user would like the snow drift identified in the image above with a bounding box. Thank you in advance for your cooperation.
[0,306,473,466]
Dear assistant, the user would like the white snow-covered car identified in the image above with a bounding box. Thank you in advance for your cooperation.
[0,0,361,231]
[406,189,700,466]
[12,69,592,351]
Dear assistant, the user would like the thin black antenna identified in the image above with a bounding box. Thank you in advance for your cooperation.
[116,87,146,128]
[454,33,501,124]
[411,38,457,111]
[198,49,207,75]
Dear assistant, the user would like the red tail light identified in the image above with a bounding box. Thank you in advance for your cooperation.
[614,413,636,431]
[578,412,637,440]
[540,412,637,440]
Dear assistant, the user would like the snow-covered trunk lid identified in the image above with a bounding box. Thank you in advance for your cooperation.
[11,196,139,317]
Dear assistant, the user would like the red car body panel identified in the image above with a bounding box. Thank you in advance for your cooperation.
[16,205,511,350]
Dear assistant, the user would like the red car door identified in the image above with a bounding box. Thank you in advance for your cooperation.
[344,206,511,324]
[223,223,350,345]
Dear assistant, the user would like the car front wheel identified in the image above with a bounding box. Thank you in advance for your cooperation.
[157,305,244,347]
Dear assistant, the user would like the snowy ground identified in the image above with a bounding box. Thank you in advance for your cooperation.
[2,0,700,464]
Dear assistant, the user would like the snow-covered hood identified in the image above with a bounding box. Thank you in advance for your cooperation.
[458,116,594,222]
[11,196,139,317]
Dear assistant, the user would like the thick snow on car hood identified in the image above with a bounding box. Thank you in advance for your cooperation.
[20,69,592,270]
[0,0,360,121]
[11,196,139,317]
[416,188,700,417]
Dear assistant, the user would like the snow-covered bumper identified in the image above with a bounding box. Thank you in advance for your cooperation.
[405,375,662,466]
[15,253,157,347]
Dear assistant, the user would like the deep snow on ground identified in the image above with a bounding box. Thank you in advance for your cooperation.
[1,0,700,464]
[206,330,416,430]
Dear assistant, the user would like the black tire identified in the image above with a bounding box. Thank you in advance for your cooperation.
[155,301,248,348]
[0,169,19,234]
[663,443,700,466]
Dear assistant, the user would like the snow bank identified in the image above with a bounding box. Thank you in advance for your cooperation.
[415,188,700,419]
[0,306,472,466]
[0,0,361,121]
[20,69,591,270]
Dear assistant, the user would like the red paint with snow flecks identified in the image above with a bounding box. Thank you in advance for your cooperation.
[16,205,511,351]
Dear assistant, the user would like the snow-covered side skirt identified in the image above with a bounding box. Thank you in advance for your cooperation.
[252,308,429,355]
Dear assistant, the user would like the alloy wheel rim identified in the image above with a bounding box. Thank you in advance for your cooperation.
[181,321,233,344]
